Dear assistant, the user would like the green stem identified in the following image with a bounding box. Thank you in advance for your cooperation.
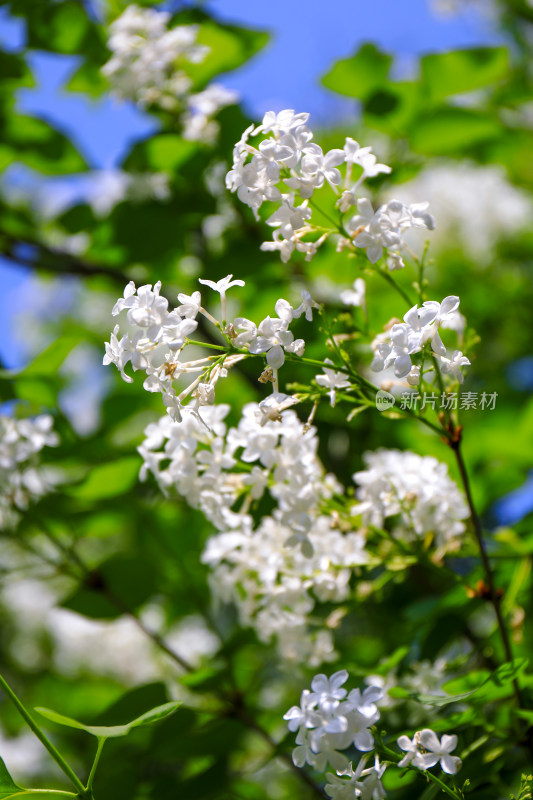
[184,339,227,351]
[308,199,342,231]
[284,353,447,437]
[86,738,106,793]
[376,268,415,307]
[0,673,88,797]
[6,792,77,798]
[416,240,430,304]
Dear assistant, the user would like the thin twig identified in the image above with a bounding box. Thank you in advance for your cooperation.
[450,438,522,711]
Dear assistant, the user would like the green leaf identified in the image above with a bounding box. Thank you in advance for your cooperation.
[186,21,269,88]
[0,50,34,93]
[36,700,181,739]
[20,335,81,378]
[122,134,199,173]
[0,756,21,798]
[1,335,80,406]
[322,43,393,100]
[0,114,88,174]
[67,457,140,501]
[363,82,422,135]
[421,47,510,105]
[94,683,169,727]
[66,61,108,99]
[409,108,501,154]
[19,0,104,56]
[405,659,529,707]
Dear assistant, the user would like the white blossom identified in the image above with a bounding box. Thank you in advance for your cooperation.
[0,415,59,529]
[340,278,366,309]
[370,295,468,384]
[350,199,434,267]
[227,111,394,262]
[102,6,208,110]
[398,729,462,775]
[352,449,469,550]
[386,161,531,262]
[284,672,383,771]
[316,363,351,407]
[140,403,367,663]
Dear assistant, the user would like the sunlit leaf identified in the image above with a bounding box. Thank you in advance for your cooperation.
[0,757,21,798]
[322,43,393,100]
[36,700,181,739]
[421,47,510,105]
[409,108,501,154]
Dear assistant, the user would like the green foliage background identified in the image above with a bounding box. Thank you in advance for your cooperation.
[0,1,533,799]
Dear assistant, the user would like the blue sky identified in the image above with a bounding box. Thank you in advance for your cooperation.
[0,0,499,369]
[0,1,498,171]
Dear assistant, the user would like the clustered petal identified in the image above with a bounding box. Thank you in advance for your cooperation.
[352,449,469,551]
[284,671,384,776]
[139,403,368,664]
[104,277,313,420]
[227,112,433,266]
[102,5,236,141]
[398,728,462,775]
[0,415,59,529]
[370,295,469,385]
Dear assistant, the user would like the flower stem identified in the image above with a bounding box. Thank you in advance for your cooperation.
[6,792,77,798]
[450,439,523,709]
[0,672,88,796]
[86,738,106,793]
[375,268,415,307]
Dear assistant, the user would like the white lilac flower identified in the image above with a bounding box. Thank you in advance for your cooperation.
[0,415,59,529]
[101,6,208,110]
[308,670,349,711]
[106,277,247,420]
[248,315,304,370]
[266,196,312,238]
[352,199,435,267]
[398,729,462,775]
[315,363,351,407]
[415,729,462,774]
[225,113,351,259]
[397,732,421,767]
[344,138,391,180]
[325,758,369,800]
[300,147,346,190]
[102,6,233,141]
[199,274,245,324]
[339,278,366,309]
[369,295,468,384]
[294,289,320,321]
[284,689,321,732]
[285,673,383,771]
[384,161,532,262]
[439,350,471,383]
[140,402,367,663]
[182,84,238,144]
[327,756,387,800]
[352,449,469,550]
[227,114,432,264]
